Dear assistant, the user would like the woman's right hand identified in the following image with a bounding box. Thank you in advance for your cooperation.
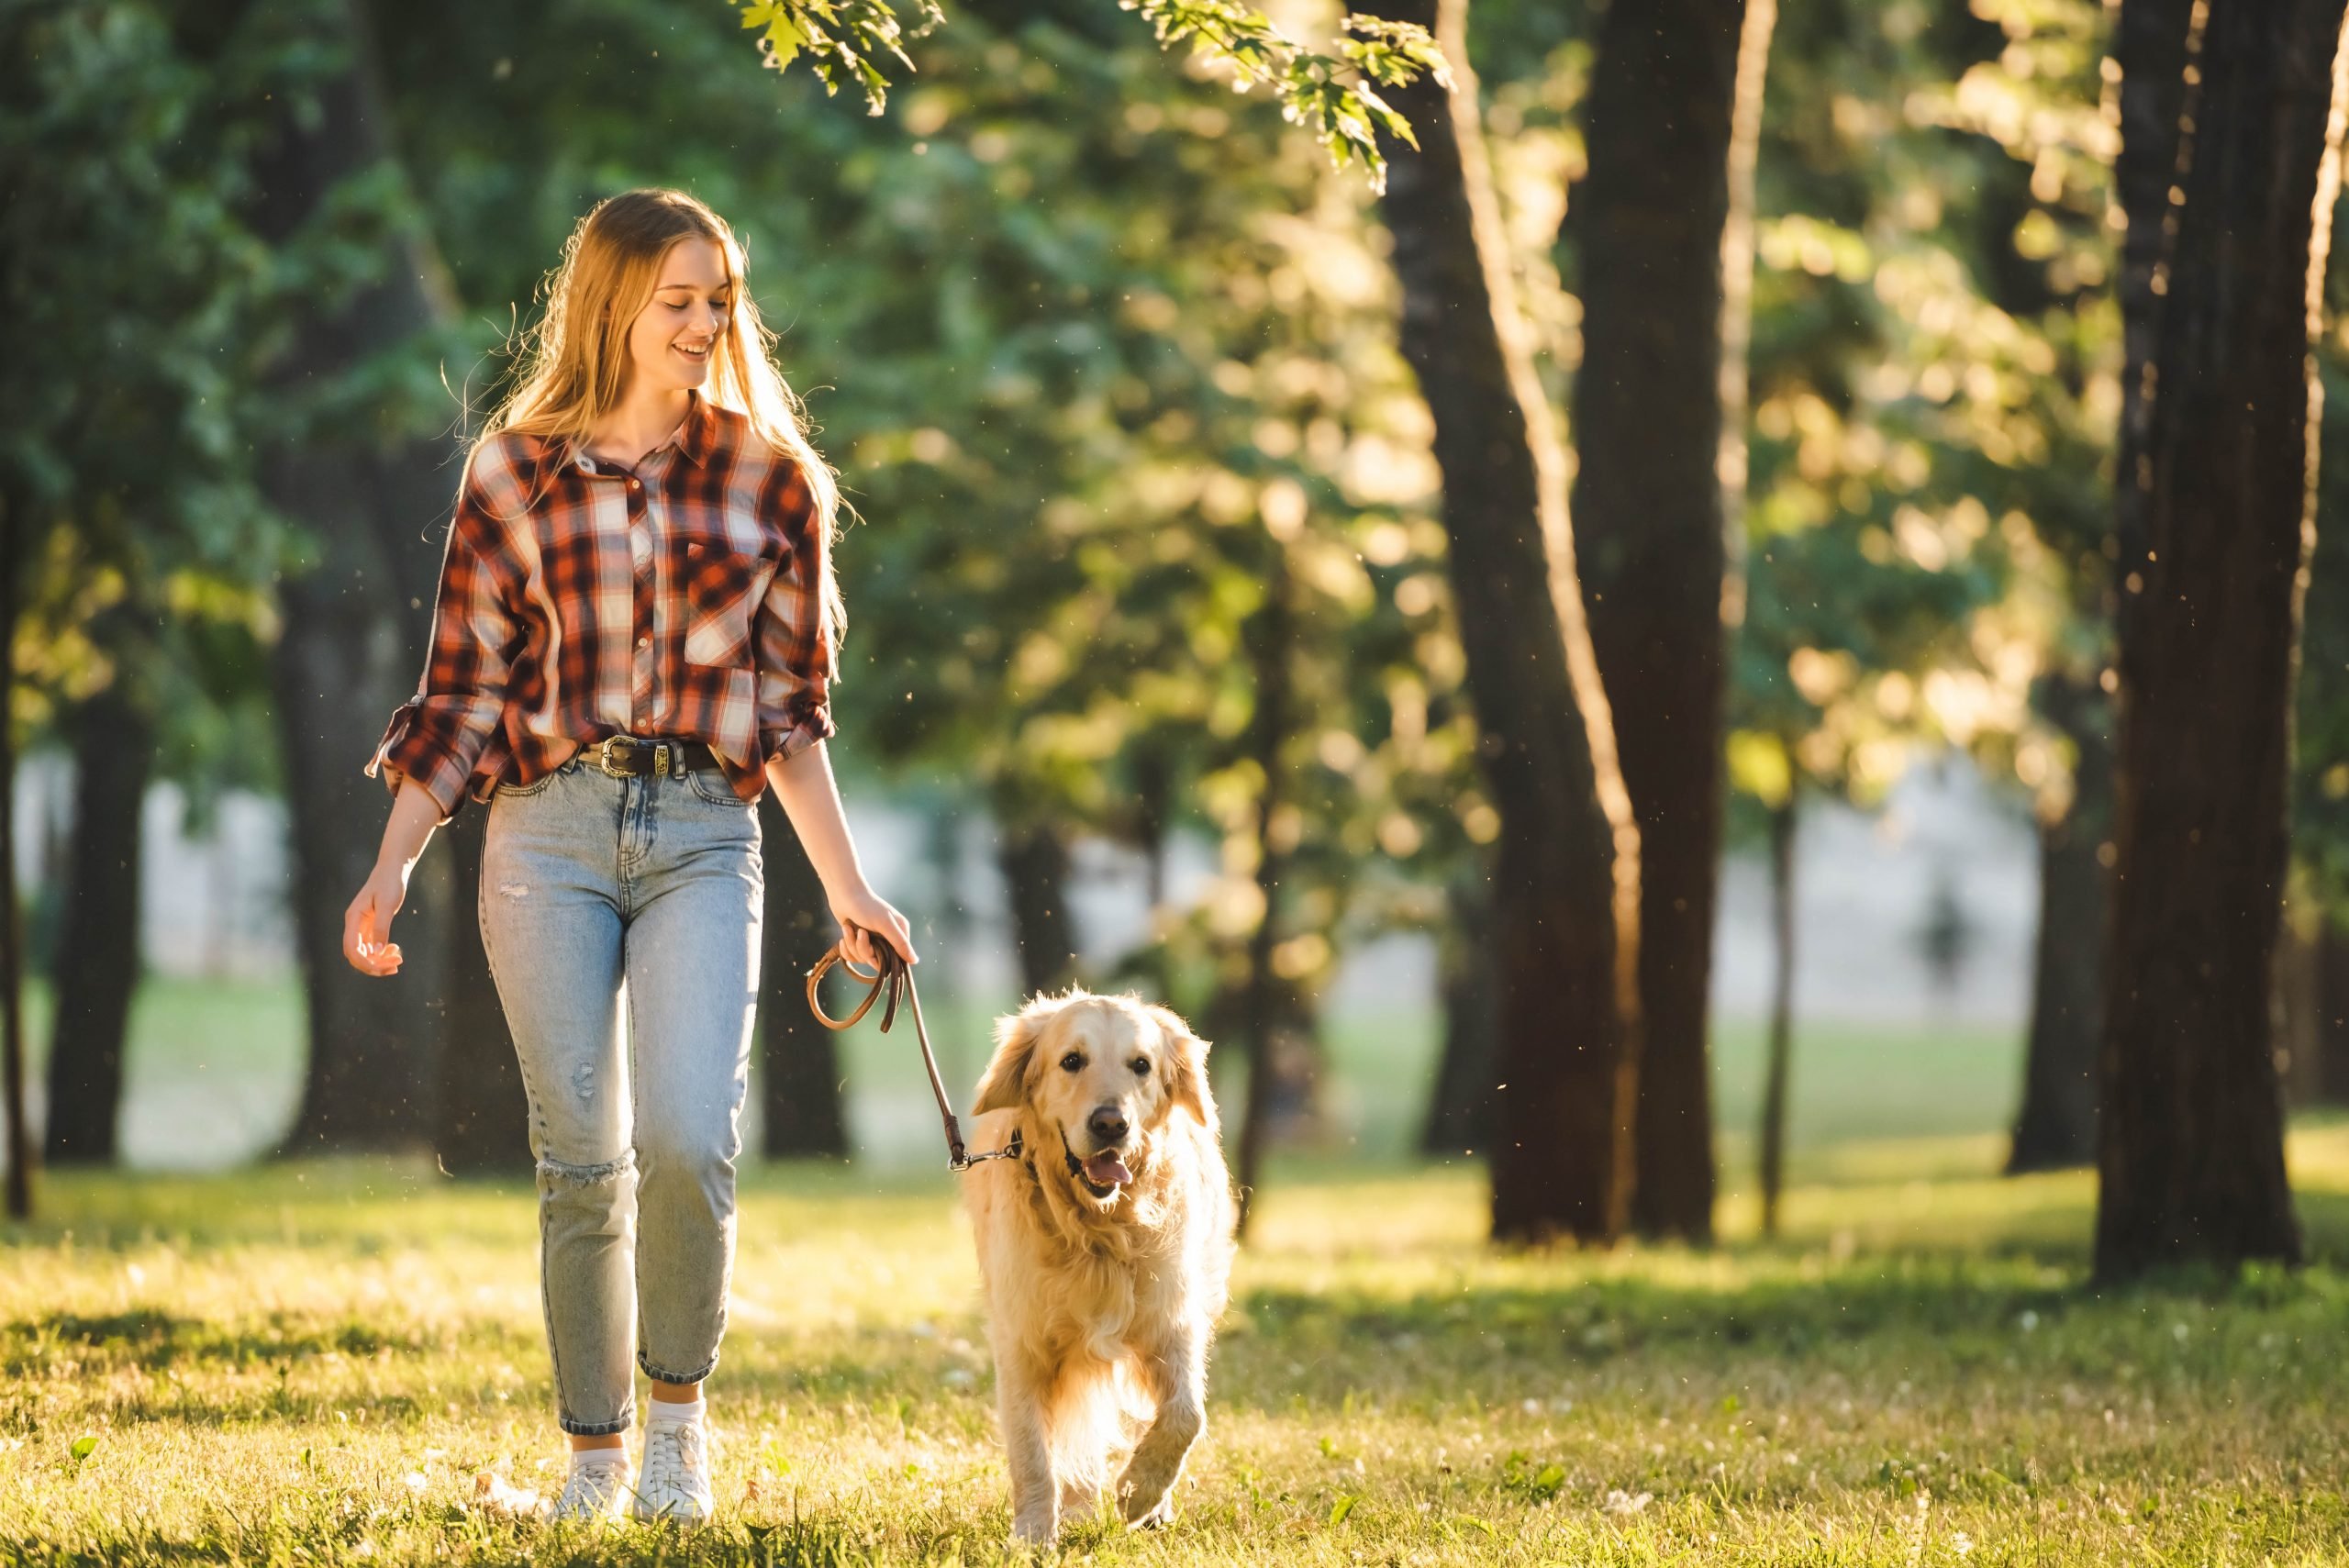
[343,860,412,977]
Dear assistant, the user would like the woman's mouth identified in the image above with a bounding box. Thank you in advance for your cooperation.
[674,339,711,363]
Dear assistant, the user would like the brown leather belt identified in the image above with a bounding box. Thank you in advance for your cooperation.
[579,735,721,779]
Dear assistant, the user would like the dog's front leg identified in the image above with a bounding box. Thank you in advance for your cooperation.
[996,1363,1059,1544]
[1119,1332,1205,1527]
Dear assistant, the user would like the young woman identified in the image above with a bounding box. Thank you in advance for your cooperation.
[340,188,915,1525]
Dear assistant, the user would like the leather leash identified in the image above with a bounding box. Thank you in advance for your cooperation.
[803,927,1022,1173]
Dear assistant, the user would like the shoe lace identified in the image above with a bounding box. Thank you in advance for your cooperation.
[641,1421,707,1500]
[558,1462,623,1514]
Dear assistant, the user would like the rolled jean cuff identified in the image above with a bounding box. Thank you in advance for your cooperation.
[559,1406,635,1438]
[639,1351,718,1385]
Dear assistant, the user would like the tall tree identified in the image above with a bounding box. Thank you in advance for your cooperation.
[2006,672,2109,1173]
[431,814,528,1172]
[2095,0,2349,1279]
[1420,869,1497,1156]
[250,0,462,1151]
[1755,790,1796,1237]
[1573,0,1774,1245]
[40,629,160,1165]
[1371,0,1643,1244]
[1,496,24,1218]
[761,801,850,1160]
[997,816,1079,999]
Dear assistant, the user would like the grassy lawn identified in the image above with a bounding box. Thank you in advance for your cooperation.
[6,1130,2349,1563]
[28,971,2031,1173]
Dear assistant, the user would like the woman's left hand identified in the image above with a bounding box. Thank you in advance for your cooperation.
[832,884,917,971]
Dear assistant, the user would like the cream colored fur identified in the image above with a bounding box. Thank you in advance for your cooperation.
[962,990,1236,1545]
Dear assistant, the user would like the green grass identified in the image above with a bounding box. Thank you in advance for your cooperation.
[7,1129,2349,1563]
[33,970,2032,1172]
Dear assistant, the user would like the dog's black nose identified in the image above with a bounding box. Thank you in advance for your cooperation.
[1088,1106,1129,1145]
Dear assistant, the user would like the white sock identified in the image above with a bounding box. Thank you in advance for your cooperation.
[647,1394,705,1428]
[570,1446,629,1474]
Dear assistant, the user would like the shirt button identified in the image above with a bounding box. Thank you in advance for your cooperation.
[638,634,652,649]
[628,479,641,493]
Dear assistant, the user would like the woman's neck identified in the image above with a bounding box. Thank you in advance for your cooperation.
[586,386,691,468]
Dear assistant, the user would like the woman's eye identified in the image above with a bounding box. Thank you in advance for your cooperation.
[1059,1052,1084,1073]
[1130,1058,1150,1077]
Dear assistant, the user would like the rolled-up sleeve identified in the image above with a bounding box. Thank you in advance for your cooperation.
[362,478,521,824]
[753,462,838,767]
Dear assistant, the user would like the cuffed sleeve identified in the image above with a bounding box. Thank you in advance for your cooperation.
[362,481,522,824]
[753,462,837,767]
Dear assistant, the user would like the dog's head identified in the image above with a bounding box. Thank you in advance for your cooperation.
[973,990,1214,1201]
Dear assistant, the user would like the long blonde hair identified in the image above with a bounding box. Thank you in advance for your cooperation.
[479,187,843,645]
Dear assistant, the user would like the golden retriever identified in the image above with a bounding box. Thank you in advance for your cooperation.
[962,989,1236,1544]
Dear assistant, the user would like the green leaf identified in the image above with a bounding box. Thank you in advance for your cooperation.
[68,1435,98,1464]
[1329,1493,1359,1527]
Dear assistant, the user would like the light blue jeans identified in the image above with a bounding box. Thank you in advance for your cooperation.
[477,746,764,1436]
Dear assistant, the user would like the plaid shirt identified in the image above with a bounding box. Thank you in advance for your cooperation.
[364,391,836,822]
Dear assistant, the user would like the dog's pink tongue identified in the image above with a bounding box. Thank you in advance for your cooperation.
[1082,1151,1133,1187]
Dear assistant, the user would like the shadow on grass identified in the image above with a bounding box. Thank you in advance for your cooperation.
[1,1309,536,1378]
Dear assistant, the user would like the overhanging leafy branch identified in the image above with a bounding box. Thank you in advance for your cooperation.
[727,0,1445,187]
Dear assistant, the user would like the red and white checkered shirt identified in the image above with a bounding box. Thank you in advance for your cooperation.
[364,391,836,822]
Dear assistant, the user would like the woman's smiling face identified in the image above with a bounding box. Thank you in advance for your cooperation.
[625,238,730,395]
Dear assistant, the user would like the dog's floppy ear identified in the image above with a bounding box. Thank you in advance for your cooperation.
[1150,1006,1218,1137]
[974,995,1067,1115]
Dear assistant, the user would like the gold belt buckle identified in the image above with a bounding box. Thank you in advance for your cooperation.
[594,736,678,777]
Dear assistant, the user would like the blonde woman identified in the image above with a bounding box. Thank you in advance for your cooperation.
[340,188,916,1524]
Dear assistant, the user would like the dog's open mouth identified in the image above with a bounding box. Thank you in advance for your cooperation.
[1078,1151,1132,1190]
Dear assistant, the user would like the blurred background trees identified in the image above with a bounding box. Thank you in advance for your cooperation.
[6,0,2349,1277]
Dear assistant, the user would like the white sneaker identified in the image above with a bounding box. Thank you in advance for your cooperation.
[549,1456,631,1523]
[631,1418,715,1524]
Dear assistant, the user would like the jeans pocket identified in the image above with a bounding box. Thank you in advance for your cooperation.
[495,754,587,799]
[682,766,749,808]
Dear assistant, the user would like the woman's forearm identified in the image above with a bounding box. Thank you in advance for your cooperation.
[376,778,447,873]
[765,740,869,900]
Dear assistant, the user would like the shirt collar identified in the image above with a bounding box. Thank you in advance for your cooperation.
[572,391,716,474]
[675,389,716,468]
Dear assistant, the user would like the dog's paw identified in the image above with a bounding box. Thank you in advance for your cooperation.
[1123,1496,1176,1530]
[1009,1511,1059,1549]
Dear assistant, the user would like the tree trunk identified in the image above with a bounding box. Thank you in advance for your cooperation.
[41,669,158,1166]
[2110,0,2199,640]
[2095,0,2349,1280]
[2315,921,2349,1102]
[761,797,850,1160]
[1367,0,1642,1246]
[1,487,28,1219]
[1233,554,1294,1237]
[1575,0,1770,1247]
[2007,673,2111,1173]
[1757,794,1796,1240]
[997,817,1077,999]
[251,0,461,1152]
[1421,867,1498,1156]
[431,809,529,1173]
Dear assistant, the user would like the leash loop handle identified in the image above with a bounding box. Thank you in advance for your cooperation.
[804,925,1021,1173]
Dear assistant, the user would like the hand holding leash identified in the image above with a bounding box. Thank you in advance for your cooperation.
[828,886,916,973]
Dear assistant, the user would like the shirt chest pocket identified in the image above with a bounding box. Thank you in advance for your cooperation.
[676,536,778,671]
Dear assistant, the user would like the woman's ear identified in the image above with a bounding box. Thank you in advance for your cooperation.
[974,995,1066,1115]
[1150,1006,1217,1138]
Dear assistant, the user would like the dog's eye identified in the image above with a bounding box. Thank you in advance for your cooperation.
[1059,1052,1084,1073]
[1130,1058,1150,1076]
